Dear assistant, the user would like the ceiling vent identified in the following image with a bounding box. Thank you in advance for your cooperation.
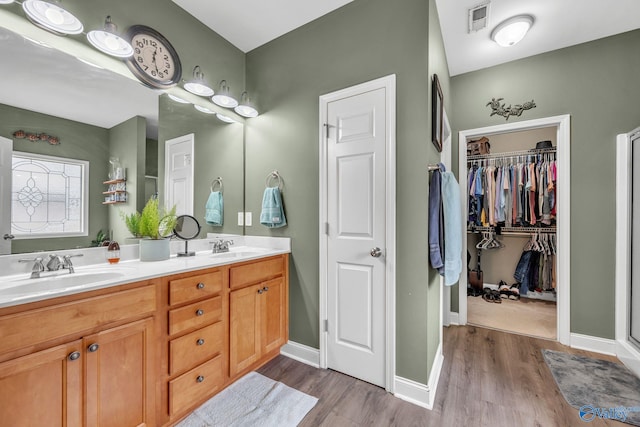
[468,2,490,33]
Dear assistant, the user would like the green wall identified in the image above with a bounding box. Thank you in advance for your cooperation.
[451,29,640,339]
[245,0,447,383]
[0,103,110,253]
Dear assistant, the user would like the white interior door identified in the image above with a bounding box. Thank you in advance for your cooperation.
[164,134,194,216]
[0,136,12,255]
[631,135,640,345]
[326,87,387,387]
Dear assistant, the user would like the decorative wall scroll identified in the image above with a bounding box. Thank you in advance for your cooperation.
[486,98,536,120]
[12,130,60,145]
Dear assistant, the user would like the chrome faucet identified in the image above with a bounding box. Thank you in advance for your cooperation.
[18,257,45,279]
[46,254,65,271]
[211,239,234,253]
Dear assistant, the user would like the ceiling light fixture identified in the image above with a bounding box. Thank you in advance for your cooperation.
[87,16,133,58]
[234,91,258,118]
[491,15,533,47]
[22,0,83,35]
[211,80,238,108]
[184,65,214,97]
[0,0,15,4]
[194,104,215,114]
[167,94,190,104]
[216,113,236,124]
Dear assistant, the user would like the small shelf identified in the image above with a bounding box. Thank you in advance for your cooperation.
[102,201,126,205]
[103,178,126,185]
[103,177,127,204]
[102,190,127,195]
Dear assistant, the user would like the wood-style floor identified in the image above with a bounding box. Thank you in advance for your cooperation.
[258,325,626,427]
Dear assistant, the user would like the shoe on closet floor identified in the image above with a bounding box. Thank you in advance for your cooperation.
[498,281,511,299]
[509,283,521,300]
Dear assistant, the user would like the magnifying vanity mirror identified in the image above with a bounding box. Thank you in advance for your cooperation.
[173,215,201,257]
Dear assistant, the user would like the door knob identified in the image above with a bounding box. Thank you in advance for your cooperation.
[3,234,14,240]
[370,247,382,258]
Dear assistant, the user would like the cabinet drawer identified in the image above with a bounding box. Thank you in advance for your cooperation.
[230,256,284,290]
[169,355,223,416]
[0,284,157,356]
[169,322,223,376]
[169,270,223,306]
[168,297,221,336]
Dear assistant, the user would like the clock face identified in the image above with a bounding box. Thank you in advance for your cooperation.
[125,26,182,89]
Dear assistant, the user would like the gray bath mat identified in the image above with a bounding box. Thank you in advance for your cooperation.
[542,349,640,425]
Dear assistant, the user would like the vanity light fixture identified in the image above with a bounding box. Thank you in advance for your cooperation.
[0,0,15,4]
[184,66,214,97]
[194,104,215,114]
[87,16,133,58]
[216,113,236,124]
[167,93,190,104]
[491,15,534,47]
[22,0,83,36]
[234,91,259,118]
[211,80,238,108]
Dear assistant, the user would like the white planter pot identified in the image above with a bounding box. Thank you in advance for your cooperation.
[139,238,171,262]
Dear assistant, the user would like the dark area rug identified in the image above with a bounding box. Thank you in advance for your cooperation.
[542,349,640,426]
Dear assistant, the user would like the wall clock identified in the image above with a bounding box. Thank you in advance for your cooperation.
[125,25,182,89]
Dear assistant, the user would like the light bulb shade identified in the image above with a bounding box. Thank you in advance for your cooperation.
[194,104,215,114]
[167,94,190,104]
[216,113,236,123]
[211,80,238,108]
[87,16,133,58]
[22,0,83,35]
[491,15,533,47]
[184,65,214,97]
[0,0,15,4]
[234,91,258,118]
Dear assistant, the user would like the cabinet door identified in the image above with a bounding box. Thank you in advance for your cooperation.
[0,340,82,427]
[85,317,156,427]
[261,277,286,355]
[229,284,261,377]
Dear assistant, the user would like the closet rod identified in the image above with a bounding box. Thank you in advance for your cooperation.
[467,147,556,161]
[427,164,441,171]
[468,226,557,234]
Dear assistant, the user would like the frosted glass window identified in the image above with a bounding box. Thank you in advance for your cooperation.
[11,151,89,239]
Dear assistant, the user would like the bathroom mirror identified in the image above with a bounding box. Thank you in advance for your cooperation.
[174,215,201,257]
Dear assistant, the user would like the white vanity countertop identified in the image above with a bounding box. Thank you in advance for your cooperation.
[0,235,290,309]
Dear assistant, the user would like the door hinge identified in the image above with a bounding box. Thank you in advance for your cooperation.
[324,123,330,139]
[324,319,328,333]
[325,222,329,235]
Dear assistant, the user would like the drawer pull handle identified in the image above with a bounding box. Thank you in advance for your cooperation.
[196,309,204,316]
[68,351,81,361]
[257,289,264,294]
[87,343,99,353]
[197,282,205,289]
[197,338,205,346]
[196,375,205,383]
[263,286,269,292]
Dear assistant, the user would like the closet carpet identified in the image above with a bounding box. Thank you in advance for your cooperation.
[258,326,624,427]
[467,294,557,340]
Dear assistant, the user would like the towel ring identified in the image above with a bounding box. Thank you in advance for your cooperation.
[265,170,283,190]
[210,177,223,193]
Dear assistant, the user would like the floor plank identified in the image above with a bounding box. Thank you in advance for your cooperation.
[258,325,629,427]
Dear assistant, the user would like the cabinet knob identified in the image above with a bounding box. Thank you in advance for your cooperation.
[68,351,81,361]
[196,338,205,346]
[196,375,205,383]
[87,343,99,353]
[197,282,205,289]
[263,286,269,292]
[257,289,264,294]
[196,309,204,316]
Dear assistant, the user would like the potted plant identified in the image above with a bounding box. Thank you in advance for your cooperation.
[122,198,177,261]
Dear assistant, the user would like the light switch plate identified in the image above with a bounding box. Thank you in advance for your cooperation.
[245,212,252,226]
[237,212,244,226]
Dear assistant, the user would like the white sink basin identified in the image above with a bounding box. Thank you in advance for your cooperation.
[211,247,271,259]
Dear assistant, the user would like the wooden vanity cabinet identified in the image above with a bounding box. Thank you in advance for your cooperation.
[0,281,158,427]
[229,255,288,379]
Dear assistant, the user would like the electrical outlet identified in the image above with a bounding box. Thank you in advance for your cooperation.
[237,212,244,226]
[245,212,252,226]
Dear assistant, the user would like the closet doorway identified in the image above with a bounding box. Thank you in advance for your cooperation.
[458,115,571,346]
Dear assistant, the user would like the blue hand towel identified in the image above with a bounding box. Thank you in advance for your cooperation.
[260,186,287,228]
[205,191,223,226]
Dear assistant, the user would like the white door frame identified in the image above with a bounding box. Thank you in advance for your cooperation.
[164,133,195,216]
[319,74,396,392]
[441,110,452,329]
[0,136,12,255]
[457,115,571,346]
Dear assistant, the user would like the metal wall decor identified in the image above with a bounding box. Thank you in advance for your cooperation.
[486,98,536,120]
[13,129,60,145]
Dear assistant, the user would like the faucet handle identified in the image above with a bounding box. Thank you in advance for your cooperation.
[62,253,83,273]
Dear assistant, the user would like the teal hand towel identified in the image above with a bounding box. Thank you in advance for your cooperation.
[260,186,287,228]
[205,191,223,226]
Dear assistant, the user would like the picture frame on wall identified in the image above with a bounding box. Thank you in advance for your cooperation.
[432,74,443,152]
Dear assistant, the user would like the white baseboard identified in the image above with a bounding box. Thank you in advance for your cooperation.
[570,333,616,356]
[280,341,320,368]
[448,311,459,326]
[393,343,443,410]
[616,339,640,378]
